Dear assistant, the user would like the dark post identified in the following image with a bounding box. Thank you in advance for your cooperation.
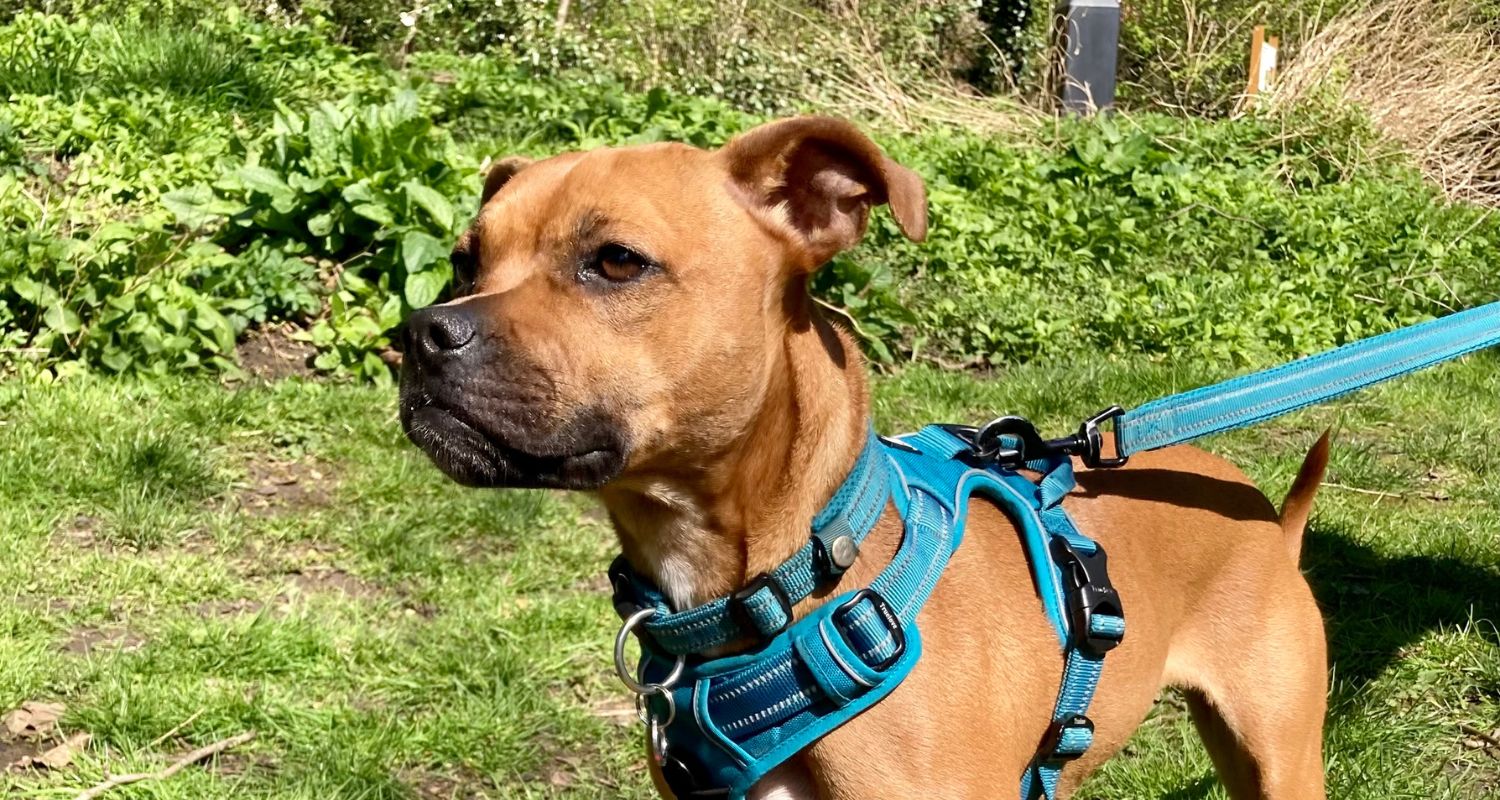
[1056,0,1121,113]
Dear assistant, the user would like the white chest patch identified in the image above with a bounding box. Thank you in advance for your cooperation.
[630,481,714,609]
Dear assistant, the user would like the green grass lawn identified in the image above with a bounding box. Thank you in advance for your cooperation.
[2,353,1498,799]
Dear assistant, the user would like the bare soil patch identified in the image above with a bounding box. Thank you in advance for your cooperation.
[61,627,146,657]
[53,514,110,552]
[235,457,334,517]
[236,325,318,381]
[399,765,494,800]
[287,566,384,601]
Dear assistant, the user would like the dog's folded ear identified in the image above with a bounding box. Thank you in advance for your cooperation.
[481,156,533,205]
[719,116,927,268]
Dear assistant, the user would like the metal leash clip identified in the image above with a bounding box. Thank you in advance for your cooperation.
[942,406,1129,470]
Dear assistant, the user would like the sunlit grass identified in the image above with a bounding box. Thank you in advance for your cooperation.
[2,352,1497,797]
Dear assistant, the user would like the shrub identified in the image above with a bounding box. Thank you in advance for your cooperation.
[870,113,1500,366]
[0,206,245,376]
[168,92,475,382]
[5,10,1500,384]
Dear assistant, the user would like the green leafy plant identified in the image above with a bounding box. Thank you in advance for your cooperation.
[170,91,475,382]
[0,204,245,376]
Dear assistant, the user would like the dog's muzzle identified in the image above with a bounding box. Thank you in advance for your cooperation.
[398,302,628,490]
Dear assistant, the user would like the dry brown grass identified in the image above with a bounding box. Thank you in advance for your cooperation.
[769,0,1044,137]
[1275,0,1500,205]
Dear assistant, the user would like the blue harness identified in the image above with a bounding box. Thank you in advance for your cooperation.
[608,299,1500,799]
[611,427,1124,799]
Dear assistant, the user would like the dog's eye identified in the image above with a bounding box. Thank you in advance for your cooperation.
[449,248,476,296]
[589,244,651,284]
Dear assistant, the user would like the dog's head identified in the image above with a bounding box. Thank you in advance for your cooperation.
[399,116,926,489]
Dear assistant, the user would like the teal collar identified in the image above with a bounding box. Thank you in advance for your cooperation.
[608,429,897,657]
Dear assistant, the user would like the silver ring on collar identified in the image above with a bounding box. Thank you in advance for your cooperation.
[613,607,686,696]
[637,690,677,729]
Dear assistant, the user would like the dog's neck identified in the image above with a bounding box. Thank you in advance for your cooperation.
[600,305,868,610]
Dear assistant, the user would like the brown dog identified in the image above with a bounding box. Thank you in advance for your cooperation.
[399,116,1329,799]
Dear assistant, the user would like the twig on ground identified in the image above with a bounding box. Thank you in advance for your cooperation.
[147,709,205,749]
[72,731,256,800]
[1460,722,1500,741]
[1323,482,1404,500]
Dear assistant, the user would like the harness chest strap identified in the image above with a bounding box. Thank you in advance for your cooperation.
[614,427,1125,800]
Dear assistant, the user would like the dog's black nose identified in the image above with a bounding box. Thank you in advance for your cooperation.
[408,304,477,359]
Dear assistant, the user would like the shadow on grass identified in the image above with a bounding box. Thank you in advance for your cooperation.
[1303,523,1500,700]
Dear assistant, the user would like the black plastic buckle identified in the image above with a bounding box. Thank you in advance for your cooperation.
[832,588,907,672]
[729,573,793,640]
[607,556,644,620]
[660,752,731,798]
[1078,405,1128,469]
[1037,713,1095,762]
[1051,537,1125,656]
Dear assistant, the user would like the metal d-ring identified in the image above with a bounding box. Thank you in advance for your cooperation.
[613,607,686,696]
[648,715,670,765]
[636,689,678,729]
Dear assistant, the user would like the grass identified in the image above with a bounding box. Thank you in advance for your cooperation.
[2,352,1498,798]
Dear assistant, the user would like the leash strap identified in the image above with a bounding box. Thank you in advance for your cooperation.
[610,431,894,656]
[1115,301,1500,458]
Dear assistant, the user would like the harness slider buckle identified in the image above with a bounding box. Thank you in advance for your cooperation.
[1037,713,1095,762]
[832,589,907,672]
[1051,537,1126,656]
[730,573,794,640]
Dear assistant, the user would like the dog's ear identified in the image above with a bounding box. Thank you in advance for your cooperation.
[720,116,927,268]
[481,156,533,205]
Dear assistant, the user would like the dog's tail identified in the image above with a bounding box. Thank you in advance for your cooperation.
[1279,430,1331,560]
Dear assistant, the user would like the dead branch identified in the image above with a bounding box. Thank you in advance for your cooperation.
[73,731,257,800]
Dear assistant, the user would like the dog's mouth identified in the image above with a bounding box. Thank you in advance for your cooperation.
[401,402,626,490]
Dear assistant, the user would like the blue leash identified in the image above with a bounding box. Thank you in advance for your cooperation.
[989,301,1500,470]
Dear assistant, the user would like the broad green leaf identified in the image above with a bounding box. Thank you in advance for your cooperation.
[43,303,82,335]
[363,351,394,386]
[99,348,132,372]
[339,314,383,341]
[403,182,455,231]
[307,212,335,238]
[162,186,226,228]
[404,269,445,308]
[400,230,446,275]
[236,165,293,198]
[352,202,395,227]
[341,181,377,204]
[313,350,342,371]
[377,294,403,329]
[11,277,58,305]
